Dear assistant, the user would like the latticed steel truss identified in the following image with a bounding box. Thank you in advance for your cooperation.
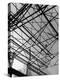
[8,3,59,76]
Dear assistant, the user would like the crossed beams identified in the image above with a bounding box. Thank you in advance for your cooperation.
[36,5,58,36]
[8,6,56,31]
[8,3,58,76]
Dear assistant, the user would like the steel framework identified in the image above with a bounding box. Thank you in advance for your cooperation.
[8,3,59,77]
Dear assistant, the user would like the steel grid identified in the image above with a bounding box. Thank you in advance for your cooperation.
[8,3,59,76]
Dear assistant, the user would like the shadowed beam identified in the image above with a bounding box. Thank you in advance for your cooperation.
[8,67,27,77]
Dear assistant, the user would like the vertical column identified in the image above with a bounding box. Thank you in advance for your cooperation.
[26,48,31,75]
[8,3,13,77]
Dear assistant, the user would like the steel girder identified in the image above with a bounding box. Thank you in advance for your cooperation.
[8,3,59,76]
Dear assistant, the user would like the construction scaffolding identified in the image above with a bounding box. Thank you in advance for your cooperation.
[8,3,59,77]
